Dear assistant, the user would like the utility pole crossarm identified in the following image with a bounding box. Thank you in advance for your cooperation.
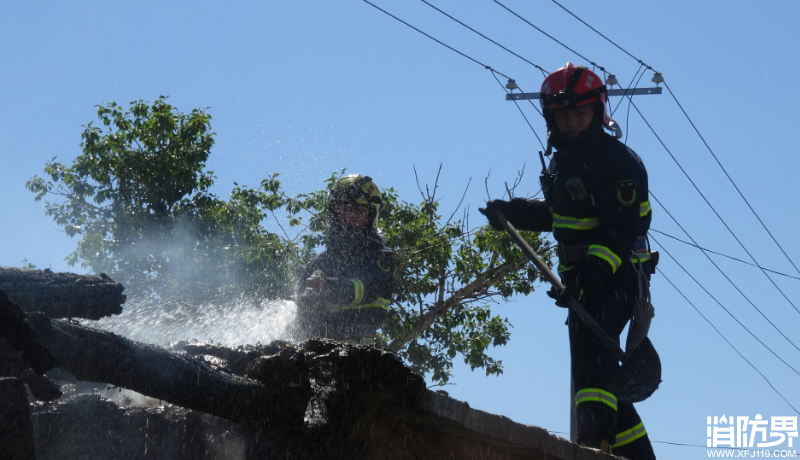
[505,87,662,101]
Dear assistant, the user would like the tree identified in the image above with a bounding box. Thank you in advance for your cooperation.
[27,98,554,383]
[26,97,299,298]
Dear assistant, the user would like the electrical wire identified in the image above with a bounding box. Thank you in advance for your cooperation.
[630,97,800,317]
[363,1,550,185]
[623,70,647,145]
[362,0,549,148]
[547,431,769,451]
[663,80,800,278]
[491,0,607,73]
[650,229,800,281]
[362,0,513,81]
[490,71,546,150]
[610,64,644,117]
[546,0,800,298]
[650,191,800,355]
[650,232,800,379]
[420,0,548,77]
[364,0,800,438]
[549,0,656,72]
[415,0,554,142]
[650,249,800,416]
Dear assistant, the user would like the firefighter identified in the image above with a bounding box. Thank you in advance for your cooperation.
[295,174,395,343]
[480,63,657,459]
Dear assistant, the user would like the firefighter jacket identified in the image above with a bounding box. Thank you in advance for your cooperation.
[504,129,652,287]
[297,225,395,313]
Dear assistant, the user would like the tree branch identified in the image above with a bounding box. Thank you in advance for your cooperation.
[445,178,471,225]
[387,255,527,352]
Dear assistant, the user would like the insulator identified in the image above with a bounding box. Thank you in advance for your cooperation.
[605,74,618,86]
[505,78,519,90]
[651,72,664,84]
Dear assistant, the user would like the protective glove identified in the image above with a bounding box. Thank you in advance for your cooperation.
[479,198,553,232]
[547,266,583,307]
[306,270,331,294]
[478,199,513,230]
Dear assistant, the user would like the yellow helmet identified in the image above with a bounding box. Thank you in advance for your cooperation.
[328,174,382,228]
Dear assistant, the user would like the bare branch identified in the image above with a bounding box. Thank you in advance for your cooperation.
[509,162,526,196]
[445,177,471,225]
[413,164,427,202]
[269,210,292,241]
[484,170,492,200]
[387,255,527,352]
[430,164,443,202]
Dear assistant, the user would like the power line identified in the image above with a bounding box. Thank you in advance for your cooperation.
[420,0,548,77]
[630,96,800,318]
[490,72,545,150]
[549,0,656,71]
[363,1,550,165]
[623,70,647,145]
[546,0,800,302]
[362,0,513,81]
[365,1,550,151]
[466,0,800,376]
[650,191,800,355]
[650,232,800,380]
[363,0,800,437]
[663,80,800,278]
[414,1,555,152]
[491,0,607,73]
[650,229,800,281]
[481,0,800,310]
[610,64,645,117]
[546,433,776,451]
[651,253,800,416]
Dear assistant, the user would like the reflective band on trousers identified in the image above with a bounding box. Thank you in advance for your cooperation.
[552,213,599,230]
[639,200,651,217]
[348,278,365,306]
[330,297,391,312]
[631,252,651,263]
[575,388,618,411]
[587,245,622,274]
[613,422,647,448]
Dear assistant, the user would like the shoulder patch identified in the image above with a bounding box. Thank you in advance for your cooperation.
[616,180,637,206]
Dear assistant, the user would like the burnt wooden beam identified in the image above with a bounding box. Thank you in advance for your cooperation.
[0,266,125,320]
[0,289,58,375]
[0,378,37,460]
[25,313,311,425]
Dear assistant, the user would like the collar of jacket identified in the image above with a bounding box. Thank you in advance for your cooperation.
[549,122,608,160]
[326,223,382,253]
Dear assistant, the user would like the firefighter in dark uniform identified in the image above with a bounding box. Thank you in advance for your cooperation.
[295,174,395,342]
[481,63,656,459]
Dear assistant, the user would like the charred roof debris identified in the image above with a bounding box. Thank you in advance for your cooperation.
[0,267,620,460]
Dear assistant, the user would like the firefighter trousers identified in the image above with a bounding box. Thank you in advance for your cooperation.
[567,286,656,460]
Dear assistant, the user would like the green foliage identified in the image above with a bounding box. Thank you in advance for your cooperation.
[26,97,300,297]
[27,98,555,384]
[21,259,37,270]
[379,173,553,383]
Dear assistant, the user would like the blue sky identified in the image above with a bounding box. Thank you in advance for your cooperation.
[3,1,800,457]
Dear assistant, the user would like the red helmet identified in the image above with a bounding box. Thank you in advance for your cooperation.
[540,63,607,121]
